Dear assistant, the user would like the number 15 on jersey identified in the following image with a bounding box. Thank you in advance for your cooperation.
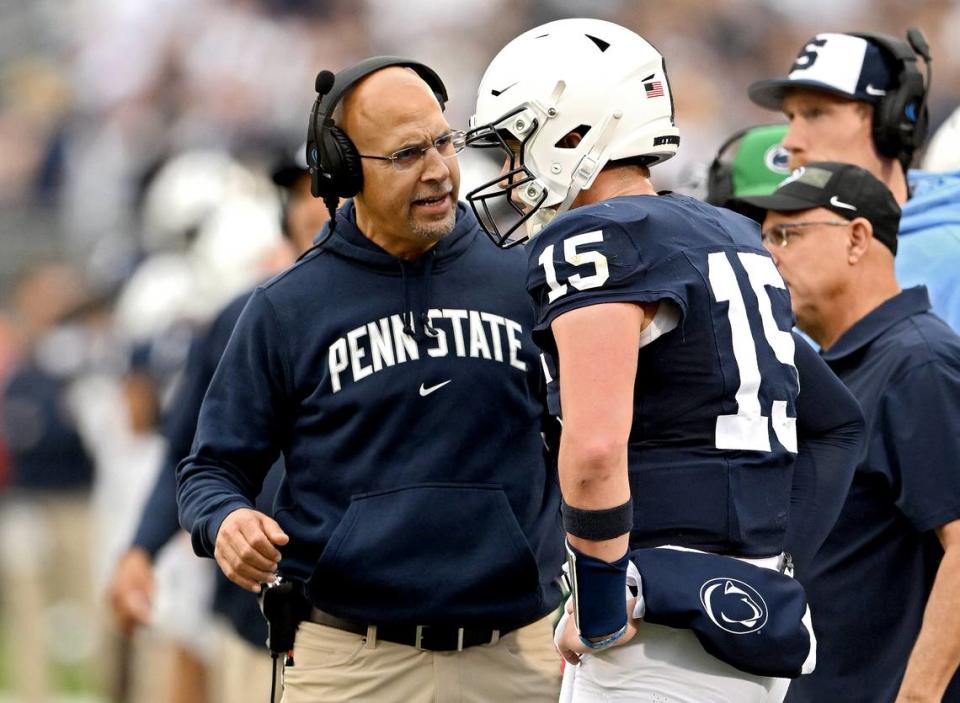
[708,250,797,454]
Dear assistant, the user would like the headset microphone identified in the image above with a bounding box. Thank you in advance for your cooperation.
[907,27,931,62]
[307,69,341,242]
[315,70,335,97]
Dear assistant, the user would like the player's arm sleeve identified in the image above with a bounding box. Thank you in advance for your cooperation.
[880,359,960,533]
[786,334,866,573]
[176,288,293,558]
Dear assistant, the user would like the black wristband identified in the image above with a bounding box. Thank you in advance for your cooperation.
[561,498,634,541]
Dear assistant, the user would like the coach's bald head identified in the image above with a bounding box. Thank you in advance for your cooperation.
[338,67,460,260]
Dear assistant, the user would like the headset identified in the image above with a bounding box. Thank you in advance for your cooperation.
[706,125,757,207]
[850,28,931,166]
[305,56,449,210]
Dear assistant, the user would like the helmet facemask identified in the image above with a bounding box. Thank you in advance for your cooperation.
[465,106,554,248]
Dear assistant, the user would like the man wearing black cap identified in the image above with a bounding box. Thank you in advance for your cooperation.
[269,143,334,253]
[747,30,960,336]
[742,162,960,703]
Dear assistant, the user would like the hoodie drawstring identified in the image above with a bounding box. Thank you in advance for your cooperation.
[400,252,439,342]
[400,263,416,338]
[421,254,439,339]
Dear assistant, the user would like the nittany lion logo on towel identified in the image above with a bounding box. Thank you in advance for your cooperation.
[700,578,769,634]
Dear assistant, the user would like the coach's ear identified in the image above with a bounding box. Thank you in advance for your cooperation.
[847,217,872,265]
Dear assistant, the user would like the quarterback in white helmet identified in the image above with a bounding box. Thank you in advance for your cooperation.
[466,18,678,246]
[468,18,864,703]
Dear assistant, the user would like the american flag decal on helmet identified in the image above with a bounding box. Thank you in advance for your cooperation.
[644,80,664,98]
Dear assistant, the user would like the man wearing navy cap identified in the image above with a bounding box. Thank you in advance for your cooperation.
[747,31,960,335]
[742,162,960,702]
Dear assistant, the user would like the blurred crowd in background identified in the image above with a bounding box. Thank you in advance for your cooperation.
[0,0,958,700]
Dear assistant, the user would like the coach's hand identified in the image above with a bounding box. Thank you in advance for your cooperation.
[555,596,641,665]
[215,508,289,592]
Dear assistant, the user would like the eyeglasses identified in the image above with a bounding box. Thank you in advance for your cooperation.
[760,221,850,248]
[358,130,466,171]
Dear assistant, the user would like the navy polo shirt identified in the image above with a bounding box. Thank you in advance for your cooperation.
[787,287,960,703]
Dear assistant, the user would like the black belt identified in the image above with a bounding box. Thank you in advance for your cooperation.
[307,608,510,652]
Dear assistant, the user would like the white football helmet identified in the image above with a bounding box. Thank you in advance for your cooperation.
[466,18,680,247]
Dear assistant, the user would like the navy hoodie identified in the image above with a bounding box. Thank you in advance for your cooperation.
[177,202,564,627]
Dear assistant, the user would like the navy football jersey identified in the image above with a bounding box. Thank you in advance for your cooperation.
[528,193,799,557]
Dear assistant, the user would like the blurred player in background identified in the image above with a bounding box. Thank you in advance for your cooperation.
[0,263,99,702]
[107,146,327,703]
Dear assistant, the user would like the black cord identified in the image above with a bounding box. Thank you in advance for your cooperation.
[319,194,339,242]
[270,653,279,703]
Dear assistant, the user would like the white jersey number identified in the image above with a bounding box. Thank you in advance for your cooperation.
[538,230,610,303]
[707,251,797,453]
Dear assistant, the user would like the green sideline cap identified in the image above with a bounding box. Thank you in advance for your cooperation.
[707,124,790,214]
[731,124,791,197]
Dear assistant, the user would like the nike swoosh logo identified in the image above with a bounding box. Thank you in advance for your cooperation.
[865,84,887,96]
[491,82,518,97]
[829,195,857,211]
[419,380,452,397]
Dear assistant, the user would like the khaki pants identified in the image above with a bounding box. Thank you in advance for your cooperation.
[281,613,562,703]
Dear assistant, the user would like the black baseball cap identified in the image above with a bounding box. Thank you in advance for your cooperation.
[738,161,901,254]
[271,142,309,188]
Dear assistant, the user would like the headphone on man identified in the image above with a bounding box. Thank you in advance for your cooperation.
[305,56,449,205]
[707,126,758,207]
[850,29,931,165]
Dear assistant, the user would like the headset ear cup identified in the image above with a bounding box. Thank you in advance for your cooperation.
[331,127,363,197]
[706,158,734,207]
[872,80,925,161]
[321,126,363,198]
[872,94,899,158]
[903,72,929,150]
[853,32,929,162]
